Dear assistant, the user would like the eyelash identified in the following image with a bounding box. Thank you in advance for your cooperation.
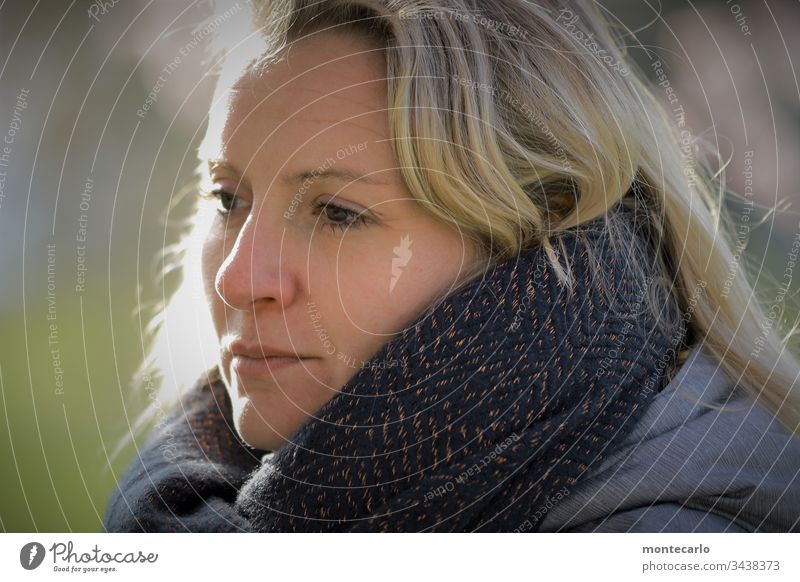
[201,188,372,233]
[311,199,373,233]
[200,187,244,216]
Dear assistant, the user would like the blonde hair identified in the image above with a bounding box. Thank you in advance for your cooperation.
[113,0,800,463]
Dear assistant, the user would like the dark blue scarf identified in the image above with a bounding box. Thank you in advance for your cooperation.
[103,202,686,532]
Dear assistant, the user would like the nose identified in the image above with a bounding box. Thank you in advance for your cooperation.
[214,213,298,311]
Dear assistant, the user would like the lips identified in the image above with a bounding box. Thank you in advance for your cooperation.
[231,354,305,378]
[228,339,309,360]
[227,340,314,379]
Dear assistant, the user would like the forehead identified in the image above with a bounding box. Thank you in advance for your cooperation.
[202,32,391,176]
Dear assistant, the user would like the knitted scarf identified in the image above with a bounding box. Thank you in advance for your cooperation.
[103,202,686,532]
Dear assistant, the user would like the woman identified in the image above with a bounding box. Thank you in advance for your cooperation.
[103,0,800,532]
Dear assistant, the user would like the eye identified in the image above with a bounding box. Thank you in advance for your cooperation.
[311,199,372,233]
[200,183,247,216]
[212,189,239,215]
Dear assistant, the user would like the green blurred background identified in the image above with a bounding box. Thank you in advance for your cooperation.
[1,0,798,532]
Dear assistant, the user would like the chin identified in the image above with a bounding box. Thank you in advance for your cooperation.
[233,395,302,452]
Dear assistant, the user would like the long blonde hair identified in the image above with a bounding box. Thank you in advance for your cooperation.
[113,0,800,463]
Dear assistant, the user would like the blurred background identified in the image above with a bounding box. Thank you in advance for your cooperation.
[1,0,798,532]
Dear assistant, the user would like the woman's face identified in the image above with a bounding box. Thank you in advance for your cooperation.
[200,32,477,451]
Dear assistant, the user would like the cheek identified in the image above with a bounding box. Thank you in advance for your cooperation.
[320,235,469,337]
[384,230,475,321]
[201,232,226,327]
[309,249,393,334]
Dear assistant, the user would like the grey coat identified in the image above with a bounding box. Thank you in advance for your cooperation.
[539,343,800,532]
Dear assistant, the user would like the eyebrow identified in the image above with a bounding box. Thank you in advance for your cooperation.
[282,168,391,187]
[205,159,391,187]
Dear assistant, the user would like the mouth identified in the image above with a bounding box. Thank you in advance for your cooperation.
[230,354,309,378]
[227,340,315,379]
